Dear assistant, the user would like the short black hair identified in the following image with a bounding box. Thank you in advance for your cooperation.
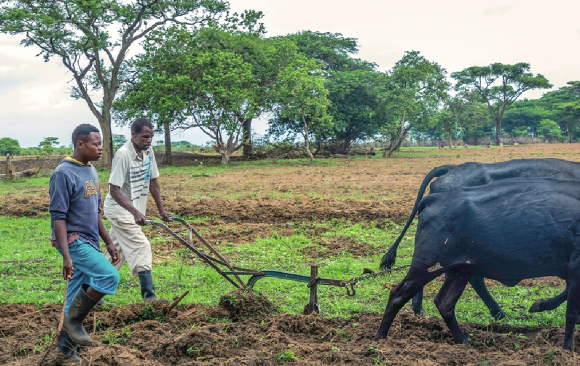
[72,124,100,148]
[131,118,154,134]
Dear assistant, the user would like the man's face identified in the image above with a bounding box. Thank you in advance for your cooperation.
[79,132,103,161]
[132,127,154,151]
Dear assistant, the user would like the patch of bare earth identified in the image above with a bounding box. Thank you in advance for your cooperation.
[2,301,578,366]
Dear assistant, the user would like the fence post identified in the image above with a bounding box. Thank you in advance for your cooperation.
[6,154,13,181]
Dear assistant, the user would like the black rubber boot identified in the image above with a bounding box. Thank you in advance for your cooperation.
[138,271,168,302]
[56,322,81,363]
[63,286,97,344]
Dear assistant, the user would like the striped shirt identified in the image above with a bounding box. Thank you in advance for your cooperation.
[103,141,159,218]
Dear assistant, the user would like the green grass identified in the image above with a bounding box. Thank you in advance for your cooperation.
[0,215,569,328]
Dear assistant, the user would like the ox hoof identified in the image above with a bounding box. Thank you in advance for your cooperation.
[414,310,426,318]
[491,310,507,321]
[529,300,544,313]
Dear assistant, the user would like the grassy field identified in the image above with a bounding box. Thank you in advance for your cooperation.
[1,144,577,330]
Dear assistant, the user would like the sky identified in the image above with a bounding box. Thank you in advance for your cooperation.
[1,0,579,148]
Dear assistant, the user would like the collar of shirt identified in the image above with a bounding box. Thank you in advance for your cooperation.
[127,141,152,162]
[64,156,91,166]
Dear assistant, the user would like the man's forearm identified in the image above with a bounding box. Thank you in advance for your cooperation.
[109,185,139,215]
[54,219,71,258]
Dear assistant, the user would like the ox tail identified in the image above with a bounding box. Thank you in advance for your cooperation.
[379,165,453,270]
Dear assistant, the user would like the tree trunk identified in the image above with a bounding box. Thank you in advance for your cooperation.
[164,121,172,165]
[97,115,114,168]
[447,121,454,148]
[384,111,406,158]
[568,123,573,143]
[301,111,314,161]
[313,139,322,156]
[242,118,252,158]
[495,114,505,146]
[443,118,449,147]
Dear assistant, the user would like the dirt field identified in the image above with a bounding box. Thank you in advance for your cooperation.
[2,144,580,365]
[3,297,579,366]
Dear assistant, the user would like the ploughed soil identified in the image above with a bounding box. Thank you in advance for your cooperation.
[3,292,579,366]
[3,144,579,226]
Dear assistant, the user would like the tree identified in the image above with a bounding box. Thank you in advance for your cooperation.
[0,137,20,156]
[270,57,332,160]
[551,81,580,143]
[39,137,59,155]
[452,63,552,145]
[112,134,127,151]
[382,51,450,157]
[285,31,384,153]
[537,119,563,142]
[0,0,228,167]
[502,99,552,138]
[115,23,300,164]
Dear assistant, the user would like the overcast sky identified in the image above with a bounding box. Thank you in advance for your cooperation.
[1,0,579,148]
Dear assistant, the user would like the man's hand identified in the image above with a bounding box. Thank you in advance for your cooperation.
[106,243,120,265]
[63,256,74,280]
[133,211,148,226]
[159,209,173,222]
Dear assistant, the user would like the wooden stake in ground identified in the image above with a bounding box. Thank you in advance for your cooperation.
[164,290,190,316]
[5,154,13,181]
[38,279,69,366]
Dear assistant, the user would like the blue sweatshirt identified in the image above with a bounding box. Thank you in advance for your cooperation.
[49,158,102,251]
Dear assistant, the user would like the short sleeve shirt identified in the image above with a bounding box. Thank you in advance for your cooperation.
[103,141,159,218]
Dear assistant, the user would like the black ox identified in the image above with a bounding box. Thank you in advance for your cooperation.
[380,158,580,319]
[375,178,580,350]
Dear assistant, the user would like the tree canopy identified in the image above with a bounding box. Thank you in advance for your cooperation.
[452,63,552,145]
[0,0,229,166]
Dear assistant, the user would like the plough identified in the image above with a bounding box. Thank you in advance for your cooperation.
[147,217,356,314]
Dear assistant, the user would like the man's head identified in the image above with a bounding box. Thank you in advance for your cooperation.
[131,118,154,151]
[71,124,102,162]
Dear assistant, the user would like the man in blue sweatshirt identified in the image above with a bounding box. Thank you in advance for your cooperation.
[49,124,120,362]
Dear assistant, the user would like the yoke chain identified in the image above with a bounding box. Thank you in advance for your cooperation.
[346,264,411,287]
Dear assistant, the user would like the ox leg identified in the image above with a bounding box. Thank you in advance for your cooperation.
[434,266,474,345]
[564,276,580,350]
[529,288,568,313]
[469,276,506,320]
[375,269,440,341]
[411,288,426,316]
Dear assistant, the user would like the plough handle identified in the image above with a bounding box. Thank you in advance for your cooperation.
[168,218,247,288]
[146,220,242,289]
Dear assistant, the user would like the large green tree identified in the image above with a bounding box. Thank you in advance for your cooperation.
[551,82,580,143]
[285,31,384,154]
[0,137,21,156]
[382,51,450,157]
[269,57,331,160]
[38,137,59,155]
[114,24,299,164]
[452,63,552,145]
[0,0,228,167]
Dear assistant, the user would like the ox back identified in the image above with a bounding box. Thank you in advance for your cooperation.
[381,158,580,271]
[375,178,580,350]
[430,158,580,194]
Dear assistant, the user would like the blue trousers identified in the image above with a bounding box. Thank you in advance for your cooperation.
[57,240,119,314]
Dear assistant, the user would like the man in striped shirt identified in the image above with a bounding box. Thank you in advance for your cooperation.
[104,118,172,301]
